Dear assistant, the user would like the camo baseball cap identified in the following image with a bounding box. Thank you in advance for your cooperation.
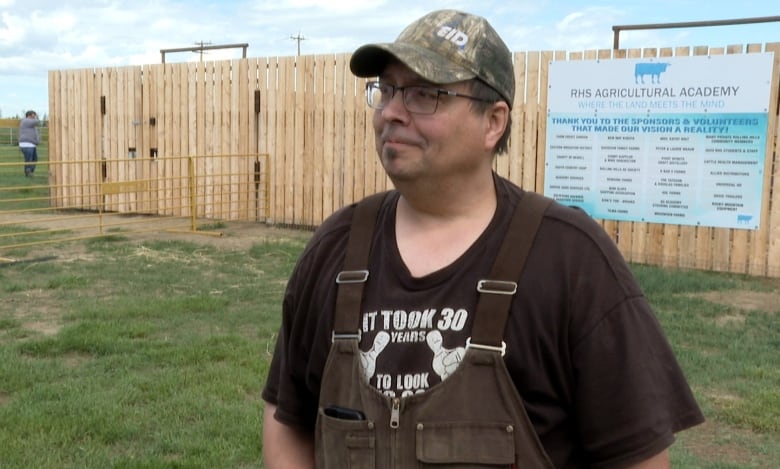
[350,10,515,107]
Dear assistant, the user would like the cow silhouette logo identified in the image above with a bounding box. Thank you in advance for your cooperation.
[634,62,671,84]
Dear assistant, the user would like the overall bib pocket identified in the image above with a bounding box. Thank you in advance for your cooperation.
[415,421,515,468]
[316,407,376,469]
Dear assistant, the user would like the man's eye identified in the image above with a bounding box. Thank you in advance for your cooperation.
[409,87,438,101]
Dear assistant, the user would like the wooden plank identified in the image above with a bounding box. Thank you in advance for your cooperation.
[247,58,261,221]
[162,63,174,215]
[220,60,232,219]
[255,58,270,221]
[313,55,327,225]
[75,69,87,208]
[140,65,152,214]
[99,68,111,211]
[47,70,61,207]
[77,69,92,210]
[523,51,540,192]
[177,62,188,216]
[535,50,560,193]
[188,62,198,218]
[203,61,215,218]
[282,56,296,223]
[64,70,77,209]
[150,63,163,215]
[508,51,526,186]
[230,59,241,220]
[300,55,315,225]
[494,47,512,180]
[130,66,142,212]
[352,76,367,201]
[321,54,336,221]
[267,57,281,223]
[59,70,70,208]
[238,58,250,220]
[757,42,780,276]
[331,53,347,211]
[342,67,357,205]
[195,61,207,218]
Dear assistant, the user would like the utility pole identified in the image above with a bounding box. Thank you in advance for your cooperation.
[290,32,306,56]
[194,40,213,61]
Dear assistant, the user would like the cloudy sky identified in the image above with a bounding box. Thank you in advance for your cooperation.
[1,0,777,118]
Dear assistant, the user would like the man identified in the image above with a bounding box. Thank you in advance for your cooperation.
[263,10,703,468]
[19,110,40,177]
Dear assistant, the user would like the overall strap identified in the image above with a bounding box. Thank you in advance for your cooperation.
[332,191,390,340]
[468,191,553,353]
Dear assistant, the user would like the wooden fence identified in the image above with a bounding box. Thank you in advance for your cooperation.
[48,43,780,277]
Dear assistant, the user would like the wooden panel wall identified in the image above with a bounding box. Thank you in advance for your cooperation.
[48,44,780,277]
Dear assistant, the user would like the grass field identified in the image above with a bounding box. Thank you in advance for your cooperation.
[1,137,779,467]
[1,136,50,213]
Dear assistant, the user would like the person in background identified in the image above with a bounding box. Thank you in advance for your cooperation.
[262,9,704,468]
[19,110,40,177]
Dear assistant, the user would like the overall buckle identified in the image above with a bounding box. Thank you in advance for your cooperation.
[336,270,369,284]
[332,330,362,343]
[466,337,507,356]
[476,279,517,295]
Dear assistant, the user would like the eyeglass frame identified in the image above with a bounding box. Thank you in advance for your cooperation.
[365,81,497,115]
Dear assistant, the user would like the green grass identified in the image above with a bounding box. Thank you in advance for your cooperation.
[0,230,778,467]
[0,234,305,468]
[633,265,780,467]
[0,140,51,212]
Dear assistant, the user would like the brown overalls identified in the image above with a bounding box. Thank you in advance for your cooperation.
[315,191,556,468]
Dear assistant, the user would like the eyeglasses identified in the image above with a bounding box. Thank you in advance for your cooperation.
[365,81,495,115]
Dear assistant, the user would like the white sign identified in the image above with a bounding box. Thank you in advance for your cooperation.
[544,53,774,230]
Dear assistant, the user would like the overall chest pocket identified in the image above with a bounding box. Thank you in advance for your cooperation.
[415,421,515,468]
[316,409,376,469]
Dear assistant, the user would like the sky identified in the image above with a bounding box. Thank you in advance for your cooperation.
[1,0,778,118]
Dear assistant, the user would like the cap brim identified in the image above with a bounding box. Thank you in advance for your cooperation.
[350,43,476,85]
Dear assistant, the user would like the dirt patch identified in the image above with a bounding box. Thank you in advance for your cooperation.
[682,418,768,468]
[1,213,311,259]
[2,219,311,338]
[691,290,780,314]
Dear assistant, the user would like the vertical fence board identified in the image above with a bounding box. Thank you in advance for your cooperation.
[301,55,315,226]
[761,42,780,277]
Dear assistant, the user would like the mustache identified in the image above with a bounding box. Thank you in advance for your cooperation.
[379,127,421,146]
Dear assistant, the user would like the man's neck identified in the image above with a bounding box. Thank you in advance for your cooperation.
[393,170,497,277]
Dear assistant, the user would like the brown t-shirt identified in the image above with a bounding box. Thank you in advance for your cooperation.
[263,175,704,468]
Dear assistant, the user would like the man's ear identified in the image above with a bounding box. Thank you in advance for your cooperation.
[483,101,510,151]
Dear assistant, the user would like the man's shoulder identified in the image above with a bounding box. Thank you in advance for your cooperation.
[305,191,396,255]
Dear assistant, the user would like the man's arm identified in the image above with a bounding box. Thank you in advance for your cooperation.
[262,402,315,469]
[626,449,670,469]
